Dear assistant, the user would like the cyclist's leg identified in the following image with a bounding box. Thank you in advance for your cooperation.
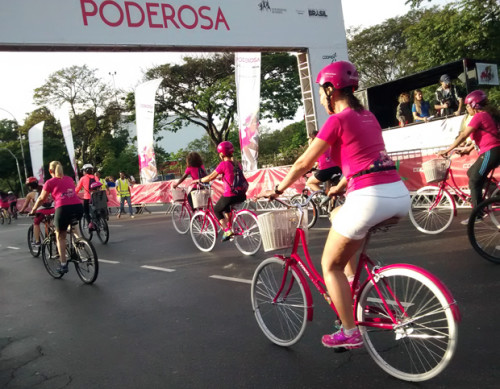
[306,174,322,192]
[214,196,232,230]
[83,199,91,223]
[53,207,69,265]
[33,213,44,244]
[468,148,500,210]
[187,191,194,211]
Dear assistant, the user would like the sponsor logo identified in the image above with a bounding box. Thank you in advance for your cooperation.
[322,53,337,63]
[80,0,230,31]
[257,1,286,14]
[309,9,327,17]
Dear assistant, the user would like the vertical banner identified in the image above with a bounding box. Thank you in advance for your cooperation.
[57,108,79,180]
[28,121,44,183]
[135,78,163,183]
[235,53,261,172]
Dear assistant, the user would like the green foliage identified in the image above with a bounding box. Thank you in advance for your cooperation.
[258,121,307,167]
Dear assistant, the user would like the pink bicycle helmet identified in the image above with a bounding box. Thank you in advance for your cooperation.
[316,60,359,90]
[26,176,38,185]
[465,90,487,109]
[90,181,103,190]
[217,141,234,157]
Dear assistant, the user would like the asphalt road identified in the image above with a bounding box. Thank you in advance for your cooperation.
[0,210,499,389]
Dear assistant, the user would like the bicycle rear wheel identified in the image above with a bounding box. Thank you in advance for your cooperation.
[95,216,109,244]
[3,210,11,224]
[79,217,93,241]
[409,186,454,234]
[356,266,458,382]
[251,257,308,347]
[467,196,500,264]
[73,238,99,284]
[41,235,63,279]
[232,210,261,255]
[27,224,43,257]
[172,203,191,234]
[190,211,217,252]
[289,194,318,228]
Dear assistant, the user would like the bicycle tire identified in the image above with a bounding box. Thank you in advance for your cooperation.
[467,196,500,264]
[172,203,192,234]
[190,211,217,252]
[96,216,109,244]
[409,186,454,234]
[0,211,3,224]
[27,224,42,257]
[251,257,309,346]
[4,210,11,225]
[289,194,318,229]
[232,210,262,256]
[79,217,93,241]
[356,266,458,382]
[41,234,63,279]
[73,237,99,284]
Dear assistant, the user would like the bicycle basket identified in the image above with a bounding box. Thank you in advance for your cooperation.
[191,189,210,209]
[422,159,450,183]
[257,209,308,252]
[171,187,185,202]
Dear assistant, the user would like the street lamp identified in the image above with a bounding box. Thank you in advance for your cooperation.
[0,107,28,181]
[0,147,25,197]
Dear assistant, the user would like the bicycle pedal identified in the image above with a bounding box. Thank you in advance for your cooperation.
[333,347,349,353]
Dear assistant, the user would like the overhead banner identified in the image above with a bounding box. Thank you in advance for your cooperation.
[57,108,79,180]
[236,52,261,172]
[28,121,45,183]
[135,78,162,183]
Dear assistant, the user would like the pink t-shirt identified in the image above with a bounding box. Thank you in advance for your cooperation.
[184,165,206,180]
[43,176,81,208]
[216,160,241,197]
[318,147,338,170]
[75,174,96,200]
[469,111,500,154]
[316,107,400,193]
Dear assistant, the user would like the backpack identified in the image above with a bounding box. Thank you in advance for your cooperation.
[198,167,207,179]
[230,162,249,195]
[86,176,96,195]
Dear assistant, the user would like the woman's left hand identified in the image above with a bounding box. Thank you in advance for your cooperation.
[261,189,279,201]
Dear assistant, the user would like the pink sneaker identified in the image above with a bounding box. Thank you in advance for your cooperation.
[322,327,363,349]
[88,222,96,231]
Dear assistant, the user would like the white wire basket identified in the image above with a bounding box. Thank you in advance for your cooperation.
[257,209,308,252]
[171,187,186,202]
[191,189,210,209]
[422,159,450,183]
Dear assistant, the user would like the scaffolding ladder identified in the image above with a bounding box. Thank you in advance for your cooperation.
[296,52,317,137]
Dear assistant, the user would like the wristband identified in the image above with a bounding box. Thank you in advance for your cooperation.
[274,184,283,195]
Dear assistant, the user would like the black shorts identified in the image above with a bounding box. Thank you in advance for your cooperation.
[314,166,342,185]
[54,203,84,232]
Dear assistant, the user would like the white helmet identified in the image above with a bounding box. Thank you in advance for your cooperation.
[82,163,93,170]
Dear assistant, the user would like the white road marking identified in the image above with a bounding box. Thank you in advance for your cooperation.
[7,246,20,250]
[99,259,120,264]
[141,265,175,272]
[209,275,252,284]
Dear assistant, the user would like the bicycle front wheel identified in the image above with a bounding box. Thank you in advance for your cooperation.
[190,211,217,252]
[289,194,318,228]
[232,210,261,255]
[251,257,308,347]
[41,235,63,279]
[73,238,99,284]
[409,186,454,234]
[95,217,109,244]
[467,196,500,264]
[172,203,191,234]
[79,217,93,241]
[357,266,458,382]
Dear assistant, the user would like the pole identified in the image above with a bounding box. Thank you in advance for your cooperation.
[0,107,28,181]
[0,147,25,197]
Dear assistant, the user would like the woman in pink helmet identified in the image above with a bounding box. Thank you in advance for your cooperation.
[438,90,500,222]
[194,141,248,241]
[266,60,410,349]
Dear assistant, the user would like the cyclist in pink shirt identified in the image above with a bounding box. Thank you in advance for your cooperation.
[438,89,500,222]
[172,151,207,210]
[266,61,410,349]
[30,161,83,274]
[75,164,97,230]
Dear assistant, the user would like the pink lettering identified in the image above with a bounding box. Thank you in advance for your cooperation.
[199,6,213,30]
[178,5,197,30]
[100,0,124,27]
[146,3,162,28]
[125,1,145,28]
[161,4,180,29]
[215,7,230,31]
[81,0,98,26]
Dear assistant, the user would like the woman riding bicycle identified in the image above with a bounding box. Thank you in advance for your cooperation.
[172,151,207,211]
[19,177,55,247]
[193,141,247,242]
[29,161,83,274]
[75,163,97,230]
[265,61,410,349]
[438,90,500,223]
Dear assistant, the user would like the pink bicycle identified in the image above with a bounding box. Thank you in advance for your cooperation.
[189,183,262,255]
[171,186,194,234]
[251,194,460,381]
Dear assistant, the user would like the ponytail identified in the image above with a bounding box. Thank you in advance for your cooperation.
[49,161,64,177]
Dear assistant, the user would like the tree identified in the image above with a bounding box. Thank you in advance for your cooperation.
[136,52,302,148]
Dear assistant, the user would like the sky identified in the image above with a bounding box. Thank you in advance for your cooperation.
[0,0,453,150]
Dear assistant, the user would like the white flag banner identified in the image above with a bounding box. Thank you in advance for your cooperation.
[57,108,79,180]
[235,52,261,172]
[28,121,44,183]
[135,78,162,183]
